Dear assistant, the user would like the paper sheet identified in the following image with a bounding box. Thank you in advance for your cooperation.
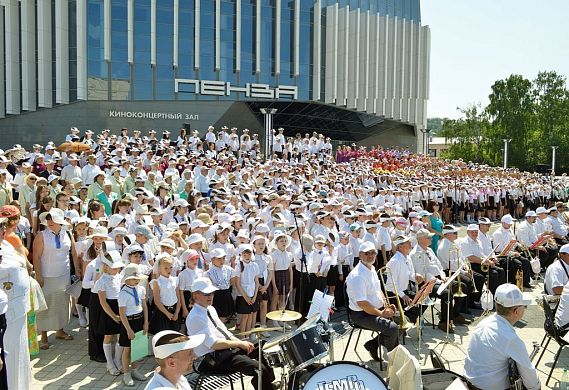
[307,289,334,322]
[131,330,149,362]
[563,332,569,344]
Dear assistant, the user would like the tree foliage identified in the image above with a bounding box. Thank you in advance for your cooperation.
[439,71,569,172]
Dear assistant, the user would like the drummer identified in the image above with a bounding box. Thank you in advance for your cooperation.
[186,277,277,390]
[346,241,399,362]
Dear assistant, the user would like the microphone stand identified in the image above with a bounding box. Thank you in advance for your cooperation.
[292,210,310,323]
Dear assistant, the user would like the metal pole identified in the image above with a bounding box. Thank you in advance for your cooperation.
[260,108,277,160]
[552,146,558,174]
[502,139,511,169]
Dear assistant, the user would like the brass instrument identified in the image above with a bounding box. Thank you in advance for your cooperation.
[480,262,490,273]
[516,268,524,291]
[449,244,466,298]
[464,261,479,294]
[378,266,413,330]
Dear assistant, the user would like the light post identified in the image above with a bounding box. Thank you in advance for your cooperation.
[502,139,512,169]
[551,145,559,175]
[260,108,277,160]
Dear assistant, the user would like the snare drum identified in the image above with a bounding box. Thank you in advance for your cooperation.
[263,344,286,368]
[281,325,328,371]
[291,361,388,390]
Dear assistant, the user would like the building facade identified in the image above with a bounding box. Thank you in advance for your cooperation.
[0,0,430,149]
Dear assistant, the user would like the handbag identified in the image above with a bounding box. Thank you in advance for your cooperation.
[65,279,83,299]
[30,277,48,313]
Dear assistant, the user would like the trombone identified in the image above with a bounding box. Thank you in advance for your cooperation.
[449,244,467,298]
[463,260,479,294]
[378,266,413,330]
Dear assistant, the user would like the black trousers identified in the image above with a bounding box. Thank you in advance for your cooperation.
[537,246,558,269]
[470,263,505,295]
[199,347,275,390]
[350,310,400,352]
[498,255,532,286]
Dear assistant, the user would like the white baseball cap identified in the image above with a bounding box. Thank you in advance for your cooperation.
[501,214,515,225]
[152,331,206,359]
[191,277,219,294]
[494,284,532,308]
[359,241,377,253]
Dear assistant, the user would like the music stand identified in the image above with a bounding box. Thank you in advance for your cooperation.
[432,264,467,356]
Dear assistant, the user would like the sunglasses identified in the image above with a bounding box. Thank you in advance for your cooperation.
[29,178,37,182]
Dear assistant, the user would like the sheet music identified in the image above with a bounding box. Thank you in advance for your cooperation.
[307,289,334,322]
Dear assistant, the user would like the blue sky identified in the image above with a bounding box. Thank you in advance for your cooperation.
[421,0,569,119]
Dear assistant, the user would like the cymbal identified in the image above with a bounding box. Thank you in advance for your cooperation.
[235,327,281,336]
[266,310,302,322]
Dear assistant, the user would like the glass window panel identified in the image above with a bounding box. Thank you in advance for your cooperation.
[134,81,153,99]
[156,81,174,99]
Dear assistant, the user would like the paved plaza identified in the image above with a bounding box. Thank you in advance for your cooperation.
[31,225,568,389]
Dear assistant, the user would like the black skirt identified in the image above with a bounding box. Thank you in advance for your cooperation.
[119,312,144,347]
[97,298,121,336]
[236,295,259,314]
[212,288,235,318]
[272,269,291,295]
[326,266,338,286]
[182,290,192,310]
[77,287,91,307]
[149,303,180,334]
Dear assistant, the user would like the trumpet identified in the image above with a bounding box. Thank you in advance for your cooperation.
[378,266,413,330]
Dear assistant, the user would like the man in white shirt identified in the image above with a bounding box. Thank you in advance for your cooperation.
[411,229,471,333]
[385,235,424,323]
[544,244,569,295]
[492,214,532,288]
[346,241,399,360]
[186,278,276,390]
[517,210,557,269]
[60,154,82,185]
[460,224,504,295]
[145,330,205,390]
[555,281,569,335]
[464,284,540,390]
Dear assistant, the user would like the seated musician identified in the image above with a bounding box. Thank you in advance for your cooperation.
[459,224,504,296]
[544,244,569,295]
[464,284,540,390]
[346,241,399,361]
[410,229,470,334]
[555,280,569,336]
[516,210,557,270]
[385,235,424,324]
[186,277,276,390]
[492,214,532,288]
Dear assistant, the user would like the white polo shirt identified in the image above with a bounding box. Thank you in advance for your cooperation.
[186,303,237,357]
[346,262,385,312]
[544,259,569,295]
[145,370,192,390]
[385,251,415,298]
[555,281,569,329]
[464,314,540,390]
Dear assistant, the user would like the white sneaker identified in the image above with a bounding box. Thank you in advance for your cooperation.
[79,318,88,328]
[131,368,147,381]
[250,333,258,343]
[123,372,134,386]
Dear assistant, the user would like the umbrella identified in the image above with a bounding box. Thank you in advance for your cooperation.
[3,147,27,161]
[56,142,92,153]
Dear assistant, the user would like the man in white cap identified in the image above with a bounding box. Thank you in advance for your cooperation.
[145,330,205,389]
[346,241,399,360]
[517,210,557,269]
[544,243,569,295]
[493,214,532,287]
[384,235,424,324]
[411,229,471,333]
[186,277,276,390]
[464,284,539,390]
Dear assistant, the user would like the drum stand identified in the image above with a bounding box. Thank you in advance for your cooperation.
[257,338,263,390]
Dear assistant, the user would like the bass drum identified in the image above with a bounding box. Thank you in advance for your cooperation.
[288,361,388,390]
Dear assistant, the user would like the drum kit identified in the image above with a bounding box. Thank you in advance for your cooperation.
[235,309,389,390]
[238,309,469,390]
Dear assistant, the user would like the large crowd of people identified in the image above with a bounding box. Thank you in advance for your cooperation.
[0,126,566,389]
